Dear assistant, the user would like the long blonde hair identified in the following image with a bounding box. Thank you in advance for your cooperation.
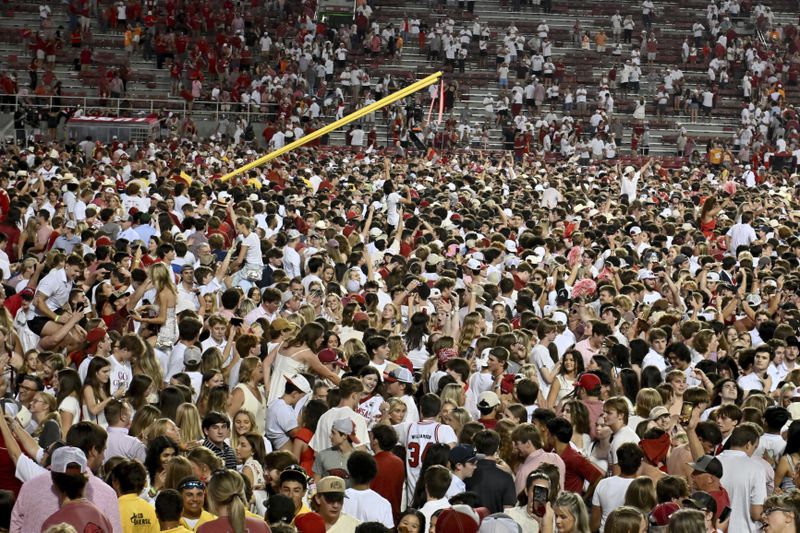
[457,312,482,354]
[149,262,177,296]
[207,470,248,533]
[143,418,179,445]
[129,405,161,439]
[137,342,164,390]
[175,403,203,443]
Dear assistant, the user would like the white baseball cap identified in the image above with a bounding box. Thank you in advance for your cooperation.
[50,446,88,474]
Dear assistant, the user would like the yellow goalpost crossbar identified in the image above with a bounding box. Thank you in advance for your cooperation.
[219,71,443,182]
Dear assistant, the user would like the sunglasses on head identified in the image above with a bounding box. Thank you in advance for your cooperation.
[178,480,206,491]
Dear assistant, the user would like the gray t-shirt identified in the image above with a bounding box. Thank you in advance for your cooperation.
[313,447,352,486]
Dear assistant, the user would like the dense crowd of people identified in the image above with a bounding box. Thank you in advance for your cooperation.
[0,126,797,533]
[0,1,799,533]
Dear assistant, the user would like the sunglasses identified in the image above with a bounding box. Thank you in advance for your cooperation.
[178,480,206,491]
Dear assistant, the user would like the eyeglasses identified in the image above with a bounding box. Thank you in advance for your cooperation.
[763,507,791,517]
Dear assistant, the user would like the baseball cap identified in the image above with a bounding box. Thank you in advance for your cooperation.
[682,491,717,514]
[50,446,88,474]
[318,348,346,367]
[475,348,491,368]
[706,272,721,283]
[353,312,370,322]
[437,505,481,533]
[479,513,521,533]
[648,406,669,420]
[466,258,484,271]
[689,455,723,479]
[271,317,294,332]
[279,464,309,488]
[427,254,444,266]
[385,367,414,384]
[295,511,326,533]
[449,444,484,465]
[745,293,762,307]
[286,229,302,240]
[478,391,500,409]
[637,269,656,281]
[551,310,568,326]
[332,418,359,443]
[284,373,311,395]
[649,502,680,526]
[266,494,296,525]
[575,373,601,392]
[672,253,689,266]
[629,225,642,235]
[183,346,202,366]
[316,476,348,495]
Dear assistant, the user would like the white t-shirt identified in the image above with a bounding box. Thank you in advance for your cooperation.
[35,268,72,316]
[717,449,767,533]
[726,223,756,255]
[109,356,133,393]
[343,489,394,529]
[592,476,636,531]
[265,398,299,450]
[531,345,554,398]
[310,406,370,452]
[609,425,640,466]
[58,396,80,426]
[386,192,401,226]
[241,232,263,266]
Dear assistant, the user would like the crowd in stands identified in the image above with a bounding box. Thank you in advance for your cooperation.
[0,1,798,533]
[2,0,798,163]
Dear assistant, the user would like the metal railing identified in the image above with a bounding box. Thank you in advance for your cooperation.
[5,93,298,123]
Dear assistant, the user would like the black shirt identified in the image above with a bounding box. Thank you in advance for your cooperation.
[465,459,517,513]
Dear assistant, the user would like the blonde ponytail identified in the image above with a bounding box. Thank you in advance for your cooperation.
[207,470,247,533]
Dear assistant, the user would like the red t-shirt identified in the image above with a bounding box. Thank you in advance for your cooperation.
[371,450,405,522]
[710,488,731,521]
[559,444,604,494]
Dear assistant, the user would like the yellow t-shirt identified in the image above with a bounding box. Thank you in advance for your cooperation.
[180,510,217,532]
[245,510,266,522]
[292,503,312,523]
[119,494,159,533]
[162,527,193,533]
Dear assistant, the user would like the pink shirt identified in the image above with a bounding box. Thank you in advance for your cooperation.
[574,339,599,368]
[11,470,123,533]
[514,448,566,496]
[41,499,114,533]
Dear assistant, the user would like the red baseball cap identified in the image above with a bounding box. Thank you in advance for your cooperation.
[295,512,326,533]
[575,373,601,392]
